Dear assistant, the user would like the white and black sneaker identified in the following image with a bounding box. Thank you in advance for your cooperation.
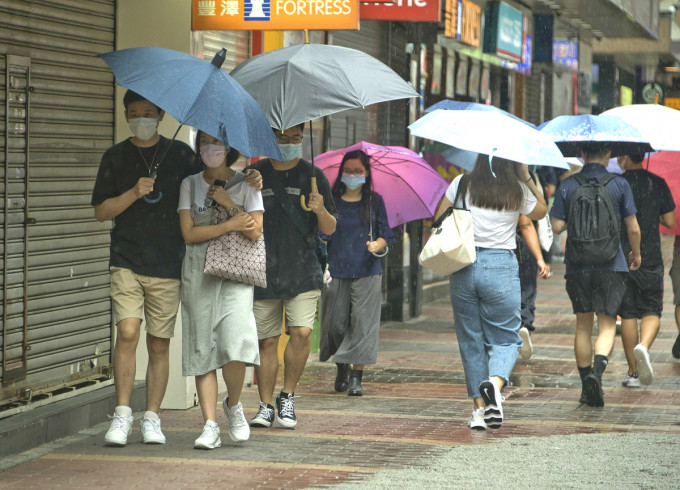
[479,380,504,429]
[249,402,275,428]
[275,392,297,429]
[633,344,653,385]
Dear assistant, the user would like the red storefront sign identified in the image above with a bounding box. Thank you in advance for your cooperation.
[360,0,440,22]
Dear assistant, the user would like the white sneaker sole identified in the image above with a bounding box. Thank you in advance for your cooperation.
[276,416,297,429]
[229,431,250,442]
[194,438,222,450]
[519,328,533,360]
[249,417,273,428]
[104,436,128,447]
[634,345,653,385]
[142,435,166,444]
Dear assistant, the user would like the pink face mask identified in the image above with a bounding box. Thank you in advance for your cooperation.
[200,144,227,168]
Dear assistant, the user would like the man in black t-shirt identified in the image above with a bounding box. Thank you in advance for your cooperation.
[92,90,195,447]
[248,123,337,430]
[617,153,676,387]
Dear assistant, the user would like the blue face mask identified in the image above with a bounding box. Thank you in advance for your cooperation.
[278,143,302,163]
[341,175,366,190]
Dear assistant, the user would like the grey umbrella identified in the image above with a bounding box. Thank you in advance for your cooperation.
[230,42,419,131]
[230,40,418,210]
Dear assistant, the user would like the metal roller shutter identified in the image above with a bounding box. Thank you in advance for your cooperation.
[0,0,115,409]
[193,30,250,72]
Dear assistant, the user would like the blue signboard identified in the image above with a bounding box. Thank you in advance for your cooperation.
[553,39,579,71]
[483,1,524,62]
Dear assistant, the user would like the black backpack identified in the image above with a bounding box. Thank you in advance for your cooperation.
[565,173,620,265]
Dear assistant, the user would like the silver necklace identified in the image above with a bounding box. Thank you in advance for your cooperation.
[136,143,159,176]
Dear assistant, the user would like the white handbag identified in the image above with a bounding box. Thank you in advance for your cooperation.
[419,176,476,275]
[531,173,553,252]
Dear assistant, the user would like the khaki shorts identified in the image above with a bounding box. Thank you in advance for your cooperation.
[110,267,180,339]
[670,246,680,305]
[254,289,321,339]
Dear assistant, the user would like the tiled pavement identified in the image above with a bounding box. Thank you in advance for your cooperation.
[1,247,680,488]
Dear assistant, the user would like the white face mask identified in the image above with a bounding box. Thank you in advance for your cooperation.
[200,144,227,168]
[129,117,158,142]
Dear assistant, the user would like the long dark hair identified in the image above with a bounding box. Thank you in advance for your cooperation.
[457,154,524,211]
[331,149,377,225]
[194,130,240,169]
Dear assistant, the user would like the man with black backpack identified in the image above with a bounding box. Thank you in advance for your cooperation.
[550,144,641,407]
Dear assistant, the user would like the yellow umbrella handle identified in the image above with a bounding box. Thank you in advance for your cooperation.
[300,176,317,211]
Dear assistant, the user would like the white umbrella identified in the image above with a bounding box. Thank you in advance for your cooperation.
[600,104,680,152]
[409,110,569,169]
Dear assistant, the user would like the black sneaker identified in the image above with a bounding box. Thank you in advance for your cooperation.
[672,334,680,359]
[249,402,275,428]
[275,392,297,429]
[584,373,604,407]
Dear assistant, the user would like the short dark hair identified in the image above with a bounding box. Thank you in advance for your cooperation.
[123,89,161,112]
[628,153,645,164]
[581,143,612,160]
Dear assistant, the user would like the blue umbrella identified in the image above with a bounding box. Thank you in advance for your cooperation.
[538,114,654,157]
[99,47,282,161]
[424,99,535,127]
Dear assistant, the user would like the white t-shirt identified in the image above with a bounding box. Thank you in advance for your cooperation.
[178,172,264,214]
[444,174,537,249]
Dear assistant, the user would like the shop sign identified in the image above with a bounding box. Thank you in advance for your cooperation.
[444,0,480,47]
[483,1,524,62]
[553,40,578,71]
[665,98,680,110]
[192,0,359,30]
[360,0,440,22]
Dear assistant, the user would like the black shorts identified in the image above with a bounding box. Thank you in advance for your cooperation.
[565,270,627,317]
[618,265,664,319]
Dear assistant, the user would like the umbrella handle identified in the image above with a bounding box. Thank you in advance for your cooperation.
[300,176,317,212]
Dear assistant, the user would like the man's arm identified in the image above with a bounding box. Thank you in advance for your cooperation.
[94,177,156,222]
[519,215,550,278]
[551,217,567,235]
[660,210,676,229]
[624,213,641,270]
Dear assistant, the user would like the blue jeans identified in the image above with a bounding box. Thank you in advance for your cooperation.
[450,248,522,398]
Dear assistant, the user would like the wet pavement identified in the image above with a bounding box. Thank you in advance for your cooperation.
[1,246,680,488]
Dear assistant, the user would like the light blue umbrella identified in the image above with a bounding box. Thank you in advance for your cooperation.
[425,99,535,127]
[99,46,282,161]
[538,114,654,157]
[601,104,680,151]
[410,110,569,169]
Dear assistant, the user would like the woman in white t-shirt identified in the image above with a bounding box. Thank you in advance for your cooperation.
[434,154,546,431]
[177,131,264,450]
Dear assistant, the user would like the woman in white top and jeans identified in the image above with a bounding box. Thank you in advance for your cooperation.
[435,154,547,430]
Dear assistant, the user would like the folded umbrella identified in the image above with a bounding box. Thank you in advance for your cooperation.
[409,110,569,169]
[314,142,449,228]
[538,114,654,157]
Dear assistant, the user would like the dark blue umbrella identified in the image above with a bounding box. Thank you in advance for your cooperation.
[538,114,654,157]
[424,99,535,127]
[99,46,282,161]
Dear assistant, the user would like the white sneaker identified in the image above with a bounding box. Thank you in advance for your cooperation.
[634,344,653,385]
[468,408,487,430]
[104,406,134,446]
[621,373,640,388]
[479,380,504,429]
[519,326,533,360]
[223,398,250,442]
[140,411,166,444]
[194,420,221,449]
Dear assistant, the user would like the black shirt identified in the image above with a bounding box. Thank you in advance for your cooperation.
[251,158,337,299]
[621,169,675,267]
[91,137,195,279]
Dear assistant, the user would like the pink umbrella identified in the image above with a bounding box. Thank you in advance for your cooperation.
[647,152,680,235]
[314,141,449,228]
